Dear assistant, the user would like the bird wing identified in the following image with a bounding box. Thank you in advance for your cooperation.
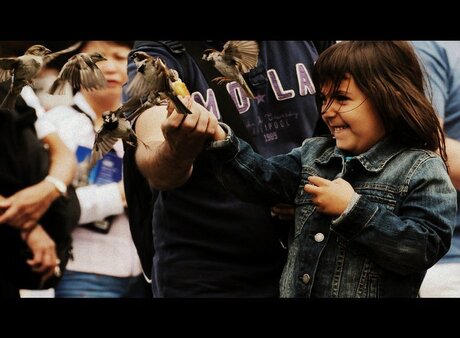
[50,53,106,94]
[43,41,82,65]
[79,54,107,91]
[127,56,165,98]
[0,58,17,82]
[89,127,120,169]
[222,40,259,73]
[48,55,80,94]
[126,69,153,98]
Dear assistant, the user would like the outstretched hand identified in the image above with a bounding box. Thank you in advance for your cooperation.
[303,176,355,216]
[163,96,226,162]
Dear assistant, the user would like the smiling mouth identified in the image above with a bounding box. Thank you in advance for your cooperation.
[331,126,348,135]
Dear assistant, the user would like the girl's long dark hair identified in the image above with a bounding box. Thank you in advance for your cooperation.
[312,41,447,166]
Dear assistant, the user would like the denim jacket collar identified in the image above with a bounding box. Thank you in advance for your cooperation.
[315,134,405,173]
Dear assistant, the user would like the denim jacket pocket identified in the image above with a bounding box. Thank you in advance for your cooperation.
[355,183,399,212]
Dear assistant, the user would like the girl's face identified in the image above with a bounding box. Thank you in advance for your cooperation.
[320,74,386,155]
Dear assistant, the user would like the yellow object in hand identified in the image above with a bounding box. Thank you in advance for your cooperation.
[171,80,190,97]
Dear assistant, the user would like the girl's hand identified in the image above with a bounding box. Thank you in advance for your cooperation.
[303,176,355,216]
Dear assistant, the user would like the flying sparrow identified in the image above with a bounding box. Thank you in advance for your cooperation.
[48,52,107,95]
[202,40,259,99]
[88,86,168,169]
[0,41,81,109]
[89,103,151,169]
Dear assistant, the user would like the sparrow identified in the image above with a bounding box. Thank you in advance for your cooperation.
[88,82,168,169]
[89,109,135,169]
[48,52,107,95]
[89,103,150,169]
[0,41,81,109]
[202,40,259,99]
[127,51,193,116]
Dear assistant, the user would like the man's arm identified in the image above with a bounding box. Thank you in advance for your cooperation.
[413,42,460,190]
[0,132,77,231]
[445,136,460,190]
[135,105,190,190]
[134,98,223,190]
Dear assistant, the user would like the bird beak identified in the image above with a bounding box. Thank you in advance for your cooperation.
[44,48,52,54]
[131,52,148,61]
[202,49,214,59]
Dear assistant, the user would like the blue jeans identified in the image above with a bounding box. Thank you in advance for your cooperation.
[54,270,147,298]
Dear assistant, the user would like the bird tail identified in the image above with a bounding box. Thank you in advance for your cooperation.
[88,149,100,172]
[48,78,68,95]
[168,94,193,115]
[125,99,154,122]
[241,80,255,99]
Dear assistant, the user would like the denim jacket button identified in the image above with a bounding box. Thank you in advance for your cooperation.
[314,233,325,242]
[301,273,311,284]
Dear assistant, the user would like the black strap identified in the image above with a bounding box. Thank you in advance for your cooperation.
[72,104,94,128]
[178,41,258,152]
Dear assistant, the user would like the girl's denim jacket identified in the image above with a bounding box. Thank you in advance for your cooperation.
[208,124,457,297]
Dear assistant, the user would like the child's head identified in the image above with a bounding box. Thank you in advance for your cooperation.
[312,41,446,162]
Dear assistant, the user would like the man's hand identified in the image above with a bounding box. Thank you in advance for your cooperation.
[163,96,221,163]
[134,96,227,191]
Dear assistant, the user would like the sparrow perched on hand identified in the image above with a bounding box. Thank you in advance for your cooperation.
[127,51,192,116]
[48,52,107,95]
[202,40,259,99]
[0,42,81,109]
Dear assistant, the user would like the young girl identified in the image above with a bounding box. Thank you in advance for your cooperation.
[166,41,457,297]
